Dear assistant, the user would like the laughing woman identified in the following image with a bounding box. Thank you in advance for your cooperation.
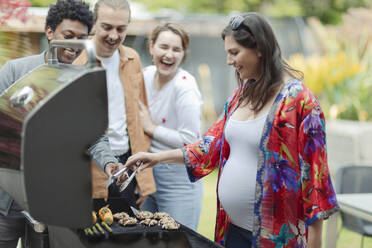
[127,13,339,247]
[138,23,203,231]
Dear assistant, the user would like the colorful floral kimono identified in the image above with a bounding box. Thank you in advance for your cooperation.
[183,79,339,247]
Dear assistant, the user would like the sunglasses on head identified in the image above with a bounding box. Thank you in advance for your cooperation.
[230,15,245,30]
[229,15,256,42]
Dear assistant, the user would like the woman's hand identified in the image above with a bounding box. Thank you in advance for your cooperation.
[125,149,185,172]
[124,152,160,172]
[138,100,157,137]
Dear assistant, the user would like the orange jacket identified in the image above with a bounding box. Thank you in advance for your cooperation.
[74,45,156,199]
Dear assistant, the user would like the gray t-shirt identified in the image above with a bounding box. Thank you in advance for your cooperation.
[0,52,45,215]
[0,52,45,94]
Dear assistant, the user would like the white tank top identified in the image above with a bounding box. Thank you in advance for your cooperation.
[218,113,267,231]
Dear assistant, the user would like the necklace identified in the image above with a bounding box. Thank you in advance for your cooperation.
[249,103,254,110]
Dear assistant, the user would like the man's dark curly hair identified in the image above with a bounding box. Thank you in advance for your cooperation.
[45,0,93,33]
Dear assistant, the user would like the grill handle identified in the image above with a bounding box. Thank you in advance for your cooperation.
[22,211,46,233]
[48,39,98,68]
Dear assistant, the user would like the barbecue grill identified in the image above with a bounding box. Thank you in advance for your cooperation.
[0,40,222,248]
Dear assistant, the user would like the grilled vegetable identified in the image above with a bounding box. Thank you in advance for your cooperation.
[84,228,94,236]
[95,223,105,234]
[92,226,100,235]
[101,222,112,233]
[92,211,97,224]
[98,205,113,225]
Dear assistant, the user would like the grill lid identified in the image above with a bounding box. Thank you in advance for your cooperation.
[0,40,108,228]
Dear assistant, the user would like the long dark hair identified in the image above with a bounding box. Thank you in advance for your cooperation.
[221,13,303,111]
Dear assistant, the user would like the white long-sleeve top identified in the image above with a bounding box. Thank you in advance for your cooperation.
[143,65,202,152]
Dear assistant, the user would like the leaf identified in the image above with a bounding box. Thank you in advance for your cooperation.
[280,143,296,166]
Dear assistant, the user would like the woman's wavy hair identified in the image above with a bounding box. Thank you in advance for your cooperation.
[221,12,303,111]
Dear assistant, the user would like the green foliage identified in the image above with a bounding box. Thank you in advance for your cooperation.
[289,9,372,121]
[134,0,262,13]
[137,0,181,11]
[261,0,304,17]
[133,0,372,24]
[27,0,372,22]
[26,0,372,23]
[29,0,92,7]
[198,170,217,240]
[29,0,55,7]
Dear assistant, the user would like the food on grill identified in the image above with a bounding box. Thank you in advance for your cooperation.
[158,216,175,225]
[153,212,170,220]
[95,223,105,234]
[92,211,97,224]
[101,222,112,233]
[118,217,137,226]
[140,218,158,226]
[99,205,114,225]
[113,212,130,220]
[92,208,180,230]
[162,221,180,230]
[92,226,100,235]
[158,216,180,230]
[136,210,153,220]
[84,228,94,236]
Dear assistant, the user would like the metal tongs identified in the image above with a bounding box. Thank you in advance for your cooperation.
[105,161,143,192]
[119,163,141,192]
[105,166,128,188]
